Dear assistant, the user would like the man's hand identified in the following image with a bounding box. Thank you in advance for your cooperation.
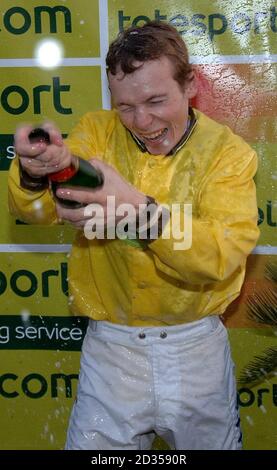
[55,159,147,229]
[14,122,72,177]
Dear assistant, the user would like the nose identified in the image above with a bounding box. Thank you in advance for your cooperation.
[133,107,153,130]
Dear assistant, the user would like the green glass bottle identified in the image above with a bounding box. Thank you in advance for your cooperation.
[29,128,104,208]
[29,128,144,248]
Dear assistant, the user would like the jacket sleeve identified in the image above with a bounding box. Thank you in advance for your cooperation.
[8,157,58,225]
[148,142,260,285]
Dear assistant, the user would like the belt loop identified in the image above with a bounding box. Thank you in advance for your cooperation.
[210,315,220,330]
[91,320,97,331]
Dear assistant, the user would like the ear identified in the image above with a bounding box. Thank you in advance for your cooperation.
[185,69,198,99]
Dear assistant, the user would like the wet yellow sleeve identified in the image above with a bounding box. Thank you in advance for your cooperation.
[149,147,260,285]
[8,157,58,225]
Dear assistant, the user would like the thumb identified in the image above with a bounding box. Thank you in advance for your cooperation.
[88,157,106,171]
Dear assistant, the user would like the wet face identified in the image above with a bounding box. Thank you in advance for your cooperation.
[108,56,197,155]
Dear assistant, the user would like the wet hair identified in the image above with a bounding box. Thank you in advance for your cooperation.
[106,21,193,87]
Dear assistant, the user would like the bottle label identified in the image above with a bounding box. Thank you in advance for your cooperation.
[49,165,77,182]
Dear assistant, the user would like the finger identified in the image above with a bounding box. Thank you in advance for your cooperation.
[42,121,63,146]
[56,207,86,230]
[55,187,100,205]
[18,156,50,177]
[14,124,47,157]
[71,221,87,229]
[20,148,58,168]
[27,141,65,166]
[56,203,90,223]
[88,158,107,171]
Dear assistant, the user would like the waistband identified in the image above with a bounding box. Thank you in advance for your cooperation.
[87,315,221,345]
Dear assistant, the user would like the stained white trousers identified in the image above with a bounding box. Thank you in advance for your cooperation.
[65,316,242,450]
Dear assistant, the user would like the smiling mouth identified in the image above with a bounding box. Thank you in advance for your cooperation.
[138,128,168,143]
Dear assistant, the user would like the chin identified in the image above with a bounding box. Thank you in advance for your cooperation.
[146,146,163,155]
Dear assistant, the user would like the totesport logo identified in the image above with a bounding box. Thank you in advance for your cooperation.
[118,7,277,40]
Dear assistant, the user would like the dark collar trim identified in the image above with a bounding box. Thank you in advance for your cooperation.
[129,131,147,152]
[129,107,197,156]
[167,107,197,156]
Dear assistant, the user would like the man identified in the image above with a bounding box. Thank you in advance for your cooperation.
[9,22,259,450]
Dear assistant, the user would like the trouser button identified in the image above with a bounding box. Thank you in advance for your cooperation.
[160,331,167,339]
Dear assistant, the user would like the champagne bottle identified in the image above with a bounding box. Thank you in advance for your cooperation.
[28,128,104,208]
[28,128,144,248]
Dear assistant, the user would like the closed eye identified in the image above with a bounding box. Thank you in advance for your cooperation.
[149,99,165,105]
[118,105,133,113]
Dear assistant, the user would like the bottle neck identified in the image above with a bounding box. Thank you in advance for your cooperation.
[48,155,79,182]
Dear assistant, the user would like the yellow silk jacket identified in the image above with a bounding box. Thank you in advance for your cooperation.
[8,109,259,326]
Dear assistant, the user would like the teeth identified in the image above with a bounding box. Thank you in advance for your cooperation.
[141,129,165,139]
